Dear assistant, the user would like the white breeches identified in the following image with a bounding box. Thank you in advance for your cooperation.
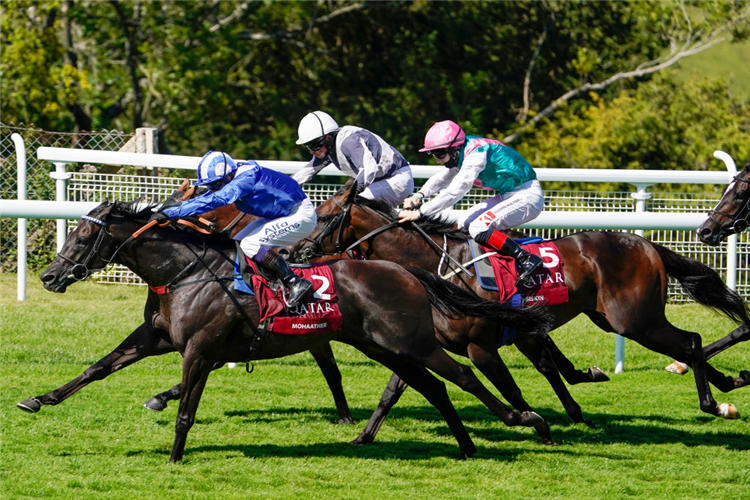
[359,166,414,208]
[458,179,544,238]
[234,198,317,258]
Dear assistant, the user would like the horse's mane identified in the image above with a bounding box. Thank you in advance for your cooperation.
[110,199,157,220]
[355,197,469,240]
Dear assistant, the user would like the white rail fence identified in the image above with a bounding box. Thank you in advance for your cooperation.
[1,141,746,373]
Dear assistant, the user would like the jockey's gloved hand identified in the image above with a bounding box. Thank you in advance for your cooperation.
[159,198,182,211]
[149,211,170,224]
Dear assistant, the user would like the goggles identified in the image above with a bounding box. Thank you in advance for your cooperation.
[306,138,327,152]
[426,148,450,159]
[206,178,225,191]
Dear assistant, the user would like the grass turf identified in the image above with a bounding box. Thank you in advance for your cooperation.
[1,274,748,499]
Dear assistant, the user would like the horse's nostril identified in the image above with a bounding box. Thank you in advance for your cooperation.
[40,273,54,283]
[698,227,712,237]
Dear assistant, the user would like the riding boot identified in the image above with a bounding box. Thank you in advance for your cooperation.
[476,229,543,287]
[256,248,313,307]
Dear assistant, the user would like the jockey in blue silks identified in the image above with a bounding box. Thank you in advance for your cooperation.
[152,151,317,307]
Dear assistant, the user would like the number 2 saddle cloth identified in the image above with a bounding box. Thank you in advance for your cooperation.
[240,258,344,335]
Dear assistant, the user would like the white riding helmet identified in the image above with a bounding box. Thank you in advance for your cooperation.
[296,111,340,145]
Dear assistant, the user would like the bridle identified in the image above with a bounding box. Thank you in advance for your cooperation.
[704,173,750,238]
[59,213,214,283]
[57,215,133,281]
[298,194,355,260]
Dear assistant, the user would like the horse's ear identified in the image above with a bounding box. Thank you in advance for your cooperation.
[179,178,191,191]
[345,180,359,204]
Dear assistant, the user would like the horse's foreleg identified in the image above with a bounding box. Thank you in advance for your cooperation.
[351,372,408,445]
[465,343,554,444]
[514,337,590,426]
[143,383,182,412]
[170,349,213,463]
[17,322,175,413]
[309,343,353,424]
[535,334,609,384]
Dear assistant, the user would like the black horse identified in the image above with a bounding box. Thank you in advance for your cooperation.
[694,156,750,359]
[26,201,550,462]
[291,181,750,441]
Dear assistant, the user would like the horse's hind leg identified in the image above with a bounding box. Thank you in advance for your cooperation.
[17,322,176,413]
[351,372,409,445]
[465,343,555,444]
[309,343,354,424]
[421,347,544,429]
[359,354,476,459]
[703,323,750,360]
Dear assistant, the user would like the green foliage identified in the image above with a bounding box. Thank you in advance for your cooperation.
[1,0,748,174]
[517,74,750,192]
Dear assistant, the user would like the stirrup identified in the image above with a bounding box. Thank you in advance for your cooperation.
[285,279,313,307]
[515,257,543,287]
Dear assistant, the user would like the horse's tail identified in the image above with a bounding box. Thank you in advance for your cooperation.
[406,266,551,337]
[650,242,750,325]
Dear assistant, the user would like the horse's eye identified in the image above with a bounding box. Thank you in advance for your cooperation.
[75,236,88,246]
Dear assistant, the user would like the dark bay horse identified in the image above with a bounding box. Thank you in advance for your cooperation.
[16,181,355,426]
[694,156,750,360]
[291,181,750,435]
[29,201,550,462]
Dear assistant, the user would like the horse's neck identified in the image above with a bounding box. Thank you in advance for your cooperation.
[116,230,232,285]
[364,223,468,272]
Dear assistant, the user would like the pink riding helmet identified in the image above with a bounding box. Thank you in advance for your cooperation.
[418,120,467,152]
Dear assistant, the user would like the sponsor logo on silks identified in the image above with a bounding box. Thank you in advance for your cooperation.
[260,221,302,242]
[291,322,328,330]
[522,271,564,288]
[288,301,335,316]
[478,210,497,226]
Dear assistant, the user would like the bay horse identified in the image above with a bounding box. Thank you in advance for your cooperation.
[30,200,550,462]
[145,183,580,444]
[693,156,750,359]
[291,181,750,441]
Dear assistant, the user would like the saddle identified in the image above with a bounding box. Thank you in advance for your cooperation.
[234,243,343,335]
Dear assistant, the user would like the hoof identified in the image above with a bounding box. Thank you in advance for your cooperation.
[665,361,690,375]
[338,417,354,425]
[459,443,477,459]
[17,398,41,413]
[588,366,610,382]
[143,397,168,412]
[350,434,373,446]
[521,411,545,427]
[718,403,740,420]
[740,370,750,384]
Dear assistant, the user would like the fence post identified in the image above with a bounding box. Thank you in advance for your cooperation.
[11,133,27,301]
[49,162,71,251]
[613,183,654,374]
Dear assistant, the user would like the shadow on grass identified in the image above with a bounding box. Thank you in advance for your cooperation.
[144,402,750,455]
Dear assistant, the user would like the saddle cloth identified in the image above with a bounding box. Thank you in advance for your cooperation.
[246,259,343,335]
[471,239,569,307]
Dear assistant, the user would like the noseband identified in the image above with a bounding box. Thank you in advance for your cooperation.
[705,173,750,237]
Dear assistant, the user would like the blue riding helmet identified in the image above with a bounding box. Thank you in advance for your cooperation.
[196,151,237,186]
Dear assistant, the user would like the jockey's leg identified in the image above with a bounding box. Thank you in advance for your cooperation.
[254,246,312,307]
[475,229,542,287]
